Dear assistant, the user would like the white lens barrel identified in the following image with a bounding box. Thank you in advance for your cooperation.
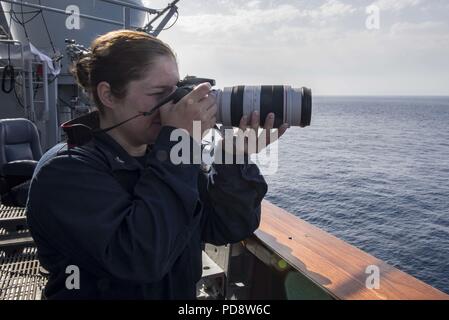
[285,86,303,127]
[242,86,261,118]
[215,85,311,128]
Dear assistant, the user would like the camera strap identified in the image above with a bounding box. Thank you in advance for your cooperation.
[61,87,191,148]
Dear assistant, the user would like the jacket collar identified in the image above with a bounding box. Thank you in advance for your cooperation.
[62,111,150,171]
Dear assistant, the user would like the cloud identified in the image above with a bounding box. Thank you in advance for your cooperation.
[174,0,356,36]
[371,0,422,11]
[390,21,449,35]
[175,4,301,36]
[158,0,449,95]
[304,0,356,19]
[246,0,261,9]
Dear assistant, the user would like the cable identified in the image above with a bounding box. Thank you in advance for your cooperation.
[2,65,15,93]
[63,87,186,149]
[7,2,56,55]
[19,1,29,40]
[9,4,30,41]
[140,8,180,34]
[0,8,42,15]
[1,43,15,94]
[151,10,179,33]
[162,10,179,31]
[58,97,75,110]
[38,0,56,55]
[0,9,41,24]
[9,1,60,82]
[20,1,27,36]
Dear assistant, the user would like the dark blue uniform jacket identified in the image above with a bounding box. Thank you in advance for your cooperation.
[26,115,267,300]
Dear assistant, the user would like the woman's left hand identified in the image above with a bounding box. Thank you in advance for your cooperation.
[241,111,289,155]
[219,111,289,157]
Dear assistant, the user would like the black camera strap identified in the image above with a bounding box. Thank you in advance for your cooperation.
[94,86,190,134]
[62,87,191,148]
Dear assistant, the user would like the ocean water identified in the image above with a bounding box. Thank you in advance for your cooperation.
[264,96,449,294]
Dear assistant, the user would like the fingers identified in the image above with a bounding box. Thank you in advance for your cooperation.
[181,82,211,105]
[239,115,249,131]
[240,112,274,131]
[250,111,260,131]
[264,113,275,130]
[203,103,218,123]
[264,123,289,145]
[197,101,217,131]
[157,100,176,118]
[240,112,280,153]
[198,97,217,127]
[278,123,289,138]
[197,94,217,113]
[259,113,275,146]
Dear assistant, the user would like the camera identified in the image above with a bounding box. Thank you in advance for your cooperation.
[170,76,312,128]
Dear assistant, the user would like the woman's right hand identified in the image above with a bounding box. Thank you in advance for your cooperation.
[160,83,218,141]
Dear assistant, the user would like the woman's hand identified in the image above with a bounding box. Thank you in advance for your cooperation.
[160,83,218,141]
[220,111,289,157]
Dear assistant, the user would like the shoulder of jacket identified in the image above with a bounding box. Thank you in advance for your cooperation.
[35,142,110,176]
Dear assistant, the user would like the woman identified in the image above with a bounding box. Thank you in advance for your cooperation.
[26,30,288,299]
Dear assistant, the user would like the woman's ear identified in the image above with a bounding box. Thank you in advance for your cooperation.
[97,81,116,110]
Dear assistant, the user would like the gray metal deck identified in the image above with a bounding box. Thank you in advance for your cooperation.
[0,205,27,231]
[0,204,44,300]
[0,247,46,300]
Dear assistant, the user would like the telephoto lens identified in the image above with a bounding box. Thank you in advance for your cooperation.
[213,85,312,128]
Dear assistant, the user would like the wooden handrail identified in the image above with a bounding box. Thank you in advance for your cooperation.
[255,200,449,300]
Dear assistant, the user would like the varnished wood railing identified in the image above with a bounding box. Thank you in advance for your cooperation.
[252,200,449,300]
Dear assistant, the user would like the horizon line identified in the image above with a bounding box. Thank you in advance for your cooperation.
[314,94,449,97]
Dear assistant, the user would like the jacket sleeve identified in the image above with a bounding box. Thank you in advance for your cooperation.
[27,127,201,284]
[199,161,268,246]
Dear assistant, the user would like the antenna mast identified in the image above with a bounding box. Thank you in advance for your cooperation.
[142,0,181,36]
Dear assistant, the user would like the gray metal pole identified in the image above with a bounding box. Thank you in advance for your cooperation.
[20,42,27,119]
[42,63,49,121]
[123,7,131,29]
[143,0,180,33]
[151,6,178,37]
[48,73,59,146]
[26,59,35,121]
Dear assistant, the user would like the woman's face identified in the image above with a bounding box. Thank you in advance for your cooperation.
[113,55,180,146]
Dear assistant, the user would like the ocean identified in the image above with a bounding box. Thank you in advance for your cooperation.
[264,96,449,294]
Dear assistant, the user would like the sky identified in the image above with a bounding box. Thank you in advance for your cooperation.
[143,0,449,96]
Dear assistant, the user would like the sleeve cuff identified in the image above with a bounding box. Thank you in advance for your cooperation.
[212,163,266,185]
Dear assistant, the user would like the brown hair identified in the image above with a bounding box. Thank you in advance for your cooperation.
[72,30,176,113]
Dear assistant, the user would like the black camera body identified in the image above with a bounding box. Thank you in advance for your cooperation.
[171,76,216,103]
